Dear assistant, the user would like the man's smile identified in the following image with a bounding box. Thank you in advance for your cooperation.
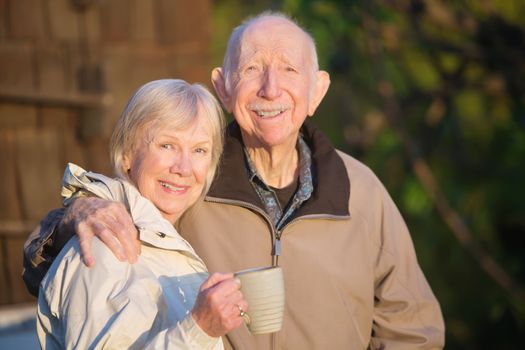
[248,103,291,118]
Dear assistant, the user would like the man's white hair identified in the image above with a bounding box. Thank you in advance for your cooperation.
[222,11,319,94]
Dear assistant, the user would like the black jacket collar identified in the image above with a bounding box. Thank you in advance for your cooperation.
[206,120,350,217]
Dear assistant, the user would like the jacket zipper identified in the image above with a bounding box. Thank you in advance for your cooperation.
[206,197,350,350]
[206,197,286,267]
[273,230,282,266]
[206,196,350,266]
[205,197,278,266]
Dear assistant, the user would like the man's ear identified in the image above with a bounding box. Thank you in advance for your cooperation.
[211,67,233,113]
[308,70,331,116]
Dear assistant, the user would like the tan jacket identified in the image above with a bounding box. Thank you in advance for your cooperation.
[37,163,222,350]
[176,122,445,349]
[25,122,444,349]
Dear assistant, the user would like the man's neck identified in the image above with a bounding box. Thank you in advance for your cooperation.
[245,141,299,189]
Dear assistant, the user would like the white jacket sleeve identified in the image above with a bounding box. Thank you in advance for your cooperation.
[144,314,221,350]
[37,237,222,350]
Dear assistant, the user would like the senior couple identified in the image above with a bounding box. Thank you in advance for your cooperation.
[25,12,445,349]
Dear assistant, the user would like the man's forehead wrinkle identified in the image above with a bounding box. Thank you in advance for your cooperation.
[238,34,308,67]
[238,50,303,73]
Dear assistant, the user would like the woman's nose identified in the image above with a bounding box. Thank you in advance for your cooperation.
[257,67,281,100]
[170,152,192,176]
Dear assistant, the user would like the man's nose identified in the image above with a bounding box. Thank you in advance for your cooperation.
[257,67,281,100]
[170,151,192,176]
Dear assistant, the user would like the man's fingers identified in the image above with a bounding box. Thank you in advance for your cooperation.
[110,220,139,264]
[105,203,140,263]
[135,237,142,255]
[77,229,95,267]
[112,203,136,232]
[94,221,127,261]
[100,213,133,260]
[114,228,138,263]
[61,197,138,266]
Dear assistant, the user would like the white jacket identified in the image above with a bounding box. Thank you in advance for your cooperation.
[37,163,223,350]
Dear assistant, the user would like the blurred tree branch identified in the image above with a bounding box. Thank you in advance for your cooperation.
[361,5,525,304]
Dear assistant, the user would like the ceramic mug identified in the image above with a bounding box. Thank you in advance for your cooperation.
[234,266,285,334]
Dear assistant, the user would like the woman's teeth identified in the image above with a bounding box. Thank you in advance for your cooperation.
[161,181,179,190]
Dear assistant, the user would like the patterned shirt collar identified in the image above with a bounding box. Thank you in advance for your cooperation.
[243,134,314,230]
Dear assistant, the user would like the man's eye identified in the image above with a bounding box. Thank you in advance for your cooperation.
[245,65,258,72]
[285,66,297,73]
[160,144,173,150]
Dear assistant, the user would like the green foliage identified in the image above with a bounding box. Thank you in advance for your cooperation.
[212,0,525,348]
[402,176,432,216]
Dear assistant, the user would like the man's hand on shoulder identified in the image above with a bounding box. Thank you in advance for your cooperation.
[59,197,140,266]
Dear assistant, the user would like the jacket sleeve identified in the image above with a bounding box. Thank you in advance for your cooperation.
[22,208,71,297]
[37,237,222,350]
[369,184,445,349]
[144,315,223,350]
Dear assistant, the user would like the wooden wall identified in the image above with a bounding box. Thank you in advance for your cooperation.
[0,0,212,305]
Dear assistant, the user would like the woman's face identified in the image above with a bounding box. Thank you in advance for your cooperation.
[124,115,213,223]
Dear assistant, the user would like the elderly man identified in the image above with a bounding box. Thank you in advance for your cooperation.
[24,12,445,349]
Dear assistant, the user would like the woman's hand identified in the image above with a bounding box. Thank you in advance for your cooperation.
[60,197,140,266]
[192,272,248,337]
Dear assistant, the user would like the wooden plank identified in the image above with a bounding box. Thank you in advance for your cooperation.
[7,0,46,41]
[0,129,23,221]
[0,103,38,129]
[83,4,102,43]
[132,0,156,43]
[35,45,68,96]
[168,51,210,89]
[85,136,111,175]
[46,0,79,41]
[39,105,70,128]
[0,89,112,108]
[62,130,88,170]
[15,129,62,221]
[6,237,34,304]
[100,0,131,43]
[0,238,9,304]
[40,106,88,170]
[0,43,35,92]
[157,0,210,45]
[0,221,39,237]
[0,0,7,40]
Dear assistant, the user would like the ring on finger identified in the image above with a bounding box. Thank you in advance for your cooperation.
[235,304,246,317]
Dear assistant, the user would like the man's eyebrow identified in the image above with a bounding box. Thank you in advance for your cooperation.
[238,55,259,68]
[279,55,295,66]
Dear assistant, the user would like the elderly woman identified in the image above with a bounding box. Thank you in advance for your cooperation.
[37,79,247,349]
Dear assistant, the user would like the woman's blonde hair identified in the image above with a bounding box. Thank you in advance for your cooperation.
[110,79,225,195]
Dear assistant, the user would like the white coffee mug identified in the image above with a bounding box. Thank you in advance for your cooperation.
[234,266,285,335]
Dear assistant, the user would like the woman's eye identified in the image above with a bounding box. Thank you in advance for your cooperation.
[160,144,173,150]
[194,147,208,154]
[285,66,297,73]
